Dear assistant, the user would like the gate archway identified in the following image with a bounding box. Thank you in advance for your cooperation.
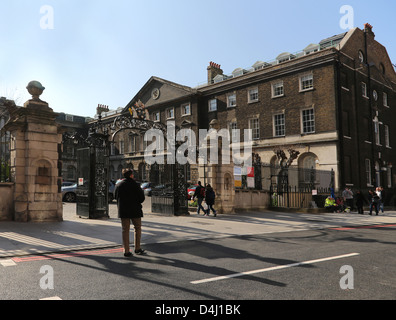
[109,109,189,216]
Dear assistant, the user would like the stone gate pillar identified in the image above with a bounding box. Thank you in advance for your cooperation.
[198,119,235,214]
[4,81,63,222]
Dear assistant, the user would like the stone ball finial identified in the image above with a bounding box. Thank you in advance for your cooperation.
[26,81,45,101]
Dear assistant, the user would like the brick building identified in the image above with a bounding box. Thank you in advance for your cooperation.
[102,24,396,202]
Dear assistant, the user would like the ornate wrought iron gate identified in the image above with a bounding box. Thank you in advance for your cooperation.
[65,105,189,218]
[150,162,188,215]
[75,132,110,219]
[110,110,188,216]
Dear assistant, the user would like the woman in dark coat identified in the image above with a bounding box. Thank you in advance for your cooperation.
[204,184,217,217]
[355,190,368,215]
[114,169,145,256]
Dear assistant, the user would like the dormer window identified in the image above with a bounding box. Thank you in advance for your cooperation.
[277,52,296,64]
[213,74,224,83]
[252,61,270,71]
[232,68,246,77]
[304,44,320,55]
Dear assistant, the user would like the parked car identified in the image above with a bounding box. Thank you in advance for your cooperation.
[108,181,116,202]
[187,184,198,199]
[151,184,172,195]
[141,182,153,196]
[61,183,77,202]
[62,181,76,187]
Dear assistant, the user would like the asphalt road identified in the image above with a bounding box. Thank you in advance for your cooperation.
[2,224,396,302]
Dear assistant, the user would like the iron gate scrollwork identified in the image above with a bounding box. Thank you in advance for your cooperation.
[64,119,110,219]
[110,110,189,216]
[75,132,110,219]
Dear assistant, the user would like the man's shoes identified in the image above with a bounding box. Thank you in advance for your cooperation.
[124,252,133,257]
[134,248,146,255]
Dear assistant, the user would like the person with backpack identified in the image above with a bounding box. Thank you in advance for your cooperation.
[192,181,206,215]
[204,184,217,217]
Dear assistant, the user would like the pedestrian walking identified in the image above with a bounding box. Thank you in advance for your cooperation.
[368,190,379,216]
[193,181,206,215]
[204,184,217,217]
[342,187,354,211]
[114,168,146,257]
[355,190,368,215]
[377,186,386,213]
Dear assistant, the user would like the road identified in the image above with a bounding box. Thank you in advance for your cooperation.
[2,223,396,303]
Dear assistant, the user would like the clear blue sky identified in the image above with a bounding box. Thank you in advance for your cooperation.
[1,0,395,117]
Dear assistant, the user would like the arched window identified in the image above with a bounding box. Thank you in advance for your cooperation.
[298,153,318,185]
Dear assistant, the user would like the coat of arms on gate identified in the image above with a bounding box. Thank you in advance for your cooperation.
[129,100,149,120]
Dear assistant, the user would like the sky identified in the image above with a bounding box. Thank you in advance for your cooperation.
[1,0,395,117]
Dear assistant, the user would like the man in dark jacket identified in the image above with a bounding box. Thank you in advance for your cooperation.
[114,168,146,257]
[192,181,205,215]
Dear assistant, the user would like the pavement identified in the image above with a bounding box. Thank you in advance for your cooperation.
[1,199,396,260]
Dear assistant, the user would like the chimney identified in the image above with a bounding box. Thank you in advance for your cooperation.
[207,61,223,84]
[96,104,109,115]
[364,23,375,39]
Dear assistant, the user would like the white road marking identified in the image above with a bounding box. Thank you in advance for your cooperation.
[39,296,62,300]
[0,259,17,267]
[191,253,360,284]
[0,232,65,248]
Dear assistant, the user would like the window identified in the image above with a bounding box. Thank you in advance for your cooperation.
[373,90,378,101]
[363,117,371,142]
[208,99,217,112]
[359,50,364,63]
[300,74,313,91]
[375,161,381,187]
[384,125,390,147]
[249,118,260,140]
[344,156,352,184]
[365,159,372,186]
[181,103,191,116]
[248,87,259,103]
[228,122,238,142]
[343,111,350,137]
[341,72,349,89]
[152,111,160,122]
[227,93,236,108]
[166,107,174,119]
[301,109,315,134]
[119,140,125,154]
[374,117,380,145]
[272,81,284,98]
[362,82,368,98]
[380,63,385,74]
[387,166,392,188]
[130,136,137,153]
[274,113,285,137]
[383,92,389,107]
